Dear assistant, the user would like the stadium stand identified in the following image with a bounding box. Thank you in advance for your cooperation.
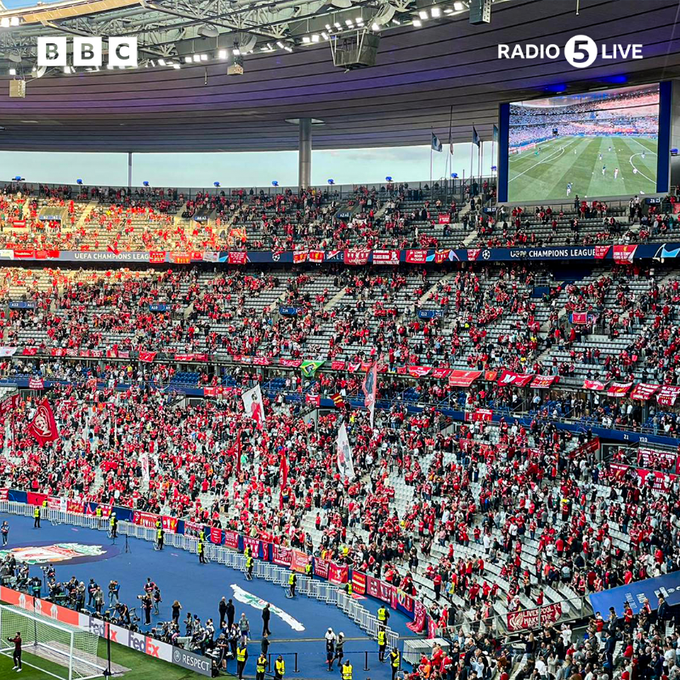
[2,179,680,680]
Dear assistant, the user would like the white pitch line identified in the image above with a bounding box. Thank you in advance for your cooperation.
[628,153,656,185]
[629,136,657,156]
[509,138,578,182]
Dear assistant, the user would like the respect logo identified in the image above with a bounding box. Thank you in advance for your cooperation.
[498,35,643,69]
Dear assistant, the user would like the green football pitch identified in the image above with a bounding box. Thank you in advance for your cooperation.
[0,639,211,680]
[507,135,658,203]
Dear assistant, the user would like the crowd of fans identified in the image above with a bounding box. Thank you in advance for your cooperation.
[0,180,678,253]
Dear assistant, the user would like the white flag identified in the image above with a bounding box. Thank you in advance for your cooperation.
[139,451,150,483]
[242,384,266,430]
[336,422,355,480]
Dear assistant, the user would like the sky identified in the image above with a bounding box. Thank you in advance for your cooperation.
[0,143,496,189]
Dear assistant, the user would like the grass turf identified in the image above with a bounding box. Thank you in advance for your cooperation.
[0,638,211,680]
[508,135,658,202]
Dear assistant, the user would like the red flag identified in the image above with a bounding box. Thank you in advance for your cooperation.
[28,398,59,446]
[281,449,289,489]
[236,429,242,474]
[107,244,120,256]
[362,361,378,428]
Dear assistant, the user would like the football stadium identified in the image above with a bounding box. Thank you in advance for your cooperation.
[1,1,680,680]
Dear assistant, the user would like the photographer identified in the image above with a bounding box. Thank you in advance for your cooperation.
[115,602,131,626]
[139,593,153,625]
[108,580,120,607]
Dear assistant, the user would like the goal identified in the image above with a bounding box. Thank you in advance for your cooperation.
[0,604,104,680]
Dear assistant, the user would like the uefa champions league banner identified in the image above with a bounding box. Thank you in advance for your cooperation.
[2,242,680,265]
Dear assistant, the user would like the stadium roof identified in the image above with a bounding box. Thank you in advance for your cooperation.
[0,0,677,152]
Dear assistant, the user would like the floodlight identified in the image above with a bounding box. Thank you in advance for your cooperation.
[431,6,441,17]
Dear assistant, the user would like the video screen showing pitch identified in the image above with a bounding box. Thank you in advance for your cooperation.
[508,83,659,202]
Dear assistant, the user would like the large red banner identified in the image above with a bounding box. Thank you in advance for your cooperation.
[365,574,392,601]
[344,249,370,265]
[314,557,330,580]
[27,399,59,446]
[210,527,223,545]
[583,379,607,391]
[613,244,638,263]
[530,374,557,388]
[372,250,399,265]
[328,562,349,585]
[448,370,483,387]
[242,536,262,559]
[637,447,678,473]
[405,249,428,264]
[352,571,367,595]
[290,550,310,573]
[149,251,166,264]
[271,545,293,567]
[497,370,533,387]
[657,385,680,406]
[630,383,660,401]
[131,511,178,533]
[224,530,240,549]
[228,252,248,265]
[607,382,633,397]
[507,603,562,632]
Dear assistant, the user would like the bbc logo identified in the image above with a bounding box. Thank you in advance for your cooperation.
[37,37,138,68]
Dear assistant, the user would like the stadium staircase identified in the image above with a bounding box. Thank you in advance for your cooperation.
[74,199,99,231]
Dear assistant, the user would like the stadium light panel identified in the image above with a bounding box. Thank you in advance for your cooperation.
[356,16,364,23]
[0,18,9,28]
[334,22,342,28]
[8,68,15,76]
[321,32,329,40]
[173,64,181,69]
[418,10,428,19]
[218,49,228,59]
[413,19,422,26]
[158,59,166,66]
[233,48,241,55]
[276,41,284,49]
[454,1,464,8]
[371,22,380,30]
[431,6,441,17]
[345,19,353,25]
[311,34,320,42]
[10,17,19,26]
[200,54,208,61]
[302,36,310,44]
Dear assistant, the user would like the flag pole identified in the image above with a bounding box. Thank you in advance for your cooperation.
[470,124,475,194]
[429,129,433,187]
[447,105,453,194]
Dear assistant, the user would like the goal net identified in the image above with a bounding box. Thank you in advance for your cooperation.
[0,604,104,680]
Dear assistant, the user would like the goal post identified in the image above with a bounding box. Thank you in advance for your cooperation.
[0,604,103,680]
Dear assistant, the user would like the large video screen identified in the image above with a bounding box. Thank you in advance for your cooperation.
[507,83,660,202]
